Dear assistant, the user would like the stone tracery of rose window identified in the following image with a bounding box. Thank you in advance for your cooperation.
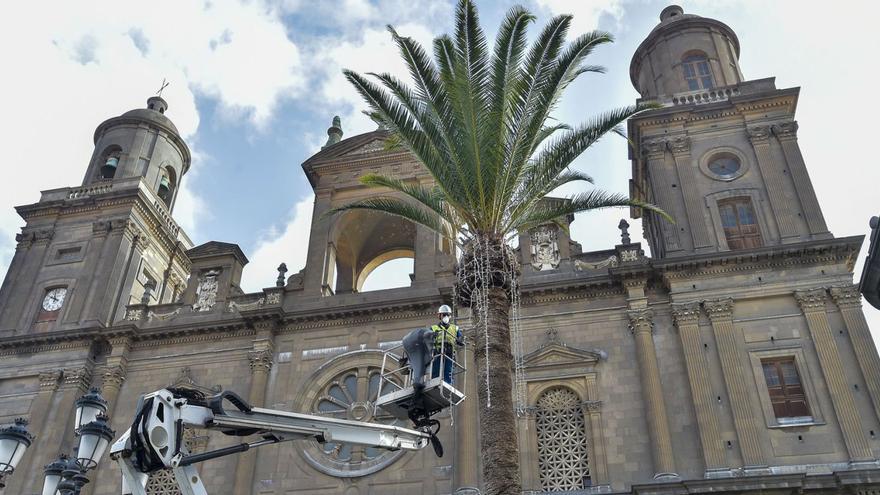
[536,387,591,491]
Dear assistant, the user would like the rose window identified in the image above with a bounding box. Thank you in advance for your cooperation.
[536,387,591,491]
[297,351,405,478]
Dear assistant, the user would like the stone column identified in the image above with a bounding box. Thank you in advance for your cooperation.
[669,137,713,250]
[9,370,62,494]
[233,330,276,493]
[454,337,480,494]
[772,122,830,237]
[703,298,765,469]
[671,302,727,474]
[830,285,880,424]
[582,400,608,485]
[795,289,875,463]
[627,308,678,479]
[746,125,799,241]
[642,138,681,253]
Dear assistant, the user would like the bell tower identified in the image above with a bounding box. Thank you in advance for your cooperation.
[628,5,831,258]
[0,97,193,336]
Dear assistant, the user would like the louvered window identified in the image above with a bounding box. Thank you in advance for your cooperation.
[762,357,811,421]
[718,197,763,250]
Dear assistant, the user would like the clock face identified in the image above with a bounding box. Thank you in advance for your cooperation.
[42,287,67,312]
[708,155,742,178]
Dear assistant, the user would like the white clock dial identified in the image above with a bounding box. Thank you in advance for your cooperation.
[42,287,67,312]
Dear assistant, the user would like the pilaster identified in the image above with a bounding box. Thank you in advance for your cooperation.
[582,400,608,484]
[830,285,880,424]
[795,289,875,463]
[746,125,799,241]
[703,298,765,469]
[671,302,727,473]
[233,322,277,494]
[10,370,62,493]
[627,308,678,479]
[643,138,681,252]
[772,122,830,237]
[669,137,713,250]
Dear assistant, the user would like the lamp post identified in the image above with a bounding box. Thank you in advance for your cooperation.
[0,417,35,489]
[42,388,115,495]
[74,388,108,433]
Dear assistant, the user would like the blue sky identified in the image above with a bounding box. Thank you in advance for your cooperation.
[2,1,880,324]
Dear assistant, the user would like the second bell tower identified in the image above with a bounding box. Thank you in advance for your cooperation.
[628,5,831,258]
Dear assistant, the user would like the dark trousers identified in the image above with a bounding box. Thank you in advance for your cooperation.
[431,352,454,384]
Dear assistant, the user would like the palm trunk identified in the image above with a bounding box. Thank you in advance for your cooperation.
[473,284,522,494]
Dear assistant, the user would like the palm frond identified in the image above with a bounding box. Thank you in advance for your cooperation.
[511,190,671,232]
[326,197,457,242]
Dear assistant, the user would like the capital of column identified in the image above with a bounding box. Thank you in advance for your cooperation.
[60,367,92,390]
[32,228,55,246]
[771,121,799,141]
[38,369,63,391]
[519,405,538,418]
[581,400,603,413]
[248,349,274,373]
[746,125,772,145]
[830,285,862,310]
[668,136,690,155]
[92,219,111,237]
[109,336,133,355]
[703,298,734,322]
[627,308,654,334]
[794,288,829,314]
[671,301,701,327]
[641,138,668,160]
[101,365,126,390]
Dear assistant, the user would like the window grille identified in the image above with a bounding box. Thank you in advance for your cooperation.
[536,387,591,491]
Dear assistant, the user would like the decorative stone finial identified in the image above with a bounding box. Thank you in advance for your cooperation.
[660,5,684,22]
[141,280,156,305]
[323,116,343,149]
[618,219,631,244]
[276,263,288,287]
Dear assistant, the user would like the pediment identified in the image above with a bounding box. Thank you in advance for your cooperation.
[523,342,606,370]
[342,139,387,156]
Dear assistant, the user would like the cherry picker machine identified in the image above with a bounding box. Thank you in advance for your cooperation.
[110,328,467,494]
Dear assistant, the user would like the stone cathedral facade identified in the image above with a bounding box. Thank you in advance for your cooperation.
[3,5,880,495]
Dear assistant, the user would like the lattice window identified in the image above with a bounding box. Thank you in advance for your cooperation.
[145,428,207,494]
[536,387,590,491]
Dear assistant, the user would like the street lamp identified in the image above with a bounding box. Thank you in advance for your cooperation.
[75,413,114,471]
[74,388,107,433]
[0,417,35,488]
[41,453,69,495]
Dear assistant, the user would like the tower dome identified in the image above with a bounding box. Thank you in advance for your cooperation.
[85,96,191,212]
[629,5,743,98]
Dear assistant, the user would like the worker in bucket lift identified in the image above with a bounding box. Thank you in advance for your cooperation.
[431,305,463,384]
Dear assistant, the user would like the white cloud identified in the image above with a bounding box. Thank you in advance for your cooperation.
[533,0,625,34]
[0,0,305,273]
[306,22,441,137]
[240,194,315,292]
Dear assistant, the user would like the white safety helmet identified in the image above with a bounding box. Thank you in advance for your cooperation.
[437,304,452,315]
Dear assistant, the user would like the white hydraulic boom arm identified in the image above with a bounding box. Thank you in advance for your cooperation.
[109,387,432,495]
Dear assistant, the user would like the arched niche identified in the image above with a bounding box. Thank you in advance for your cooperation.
[328,209,417,294]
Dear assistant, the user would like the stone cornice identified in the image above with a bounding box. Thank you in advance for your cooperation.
[657,236,863,281]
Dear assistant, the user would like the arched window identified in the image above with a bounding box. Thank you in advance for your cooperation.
[536,387,591,491]
[158,167,176,208]
[98,146,122,180]
[681,52,715,91]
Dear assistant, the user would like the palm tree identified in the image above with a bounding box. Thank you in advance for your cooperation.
[332,1,667,493]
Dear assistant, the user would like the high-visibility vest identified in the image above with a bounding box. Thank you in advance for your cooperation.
[431,323,458,349]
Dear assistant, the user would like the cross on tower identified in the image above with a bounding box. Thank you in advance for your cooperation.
[156,78,170,97]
